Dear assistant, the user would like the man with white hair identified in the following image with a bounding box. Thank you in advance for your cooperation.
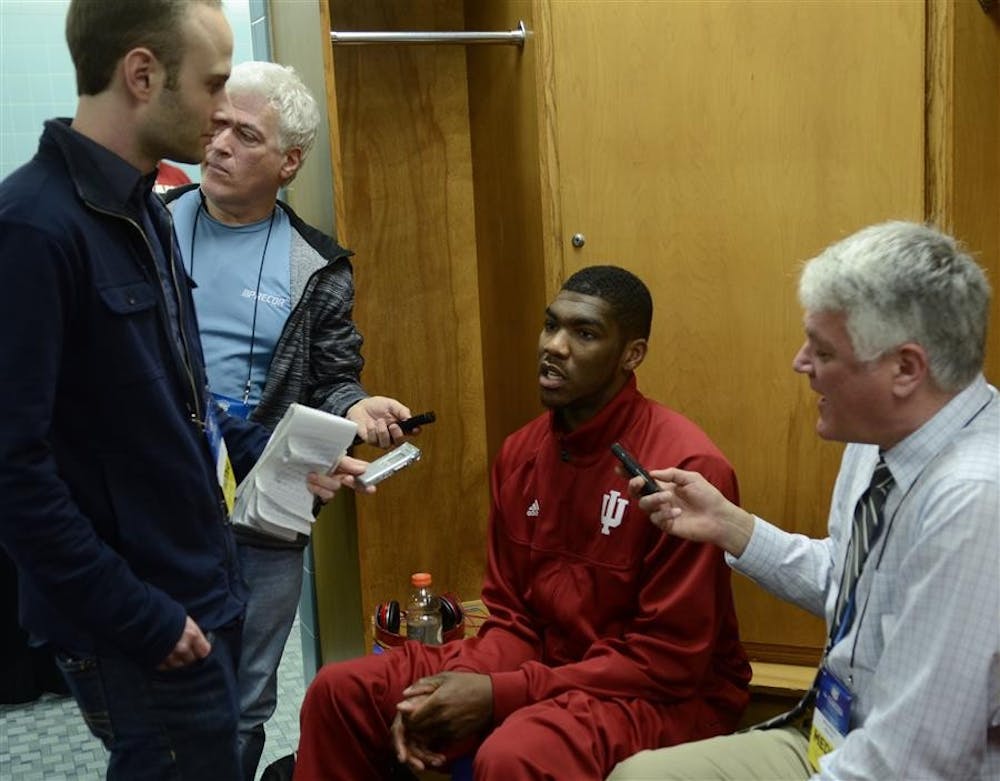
[610,221,999,780]
[166,60,411,780]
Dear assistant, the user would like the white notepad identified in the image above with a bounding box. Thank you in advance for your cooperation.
[231,404,358,539]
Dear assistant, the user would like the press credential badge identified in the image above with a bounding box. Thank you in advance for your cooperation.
[204,403,236,513]
[808,667,853,771]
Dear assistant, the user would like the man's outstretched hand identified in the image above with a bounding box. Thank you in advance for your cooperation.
[625,466,755,557]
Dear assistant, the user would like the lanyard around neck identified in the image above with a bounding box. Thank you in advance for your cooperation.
[187,195,277,405]
[825,391,994,663]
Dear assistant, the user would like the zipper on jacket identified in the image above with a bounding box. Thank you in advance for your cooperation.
[86,202,203,424]
[81,197,237,590]
[163,211,203,424]
[129,211,234,529]
[261,262,326,381]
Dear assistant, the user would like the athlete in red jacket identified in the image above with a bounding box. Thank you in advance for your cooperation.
[294,265,749,780]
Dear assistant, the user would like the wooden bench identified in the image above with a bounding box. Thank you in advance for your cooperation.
[740,661,815,728]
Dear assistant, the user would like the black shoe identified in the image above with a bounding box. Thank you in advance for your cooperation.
[260,753,296,781]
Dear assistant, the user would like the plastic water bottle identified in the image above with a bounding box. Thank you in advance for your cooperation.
[405,572,442,645]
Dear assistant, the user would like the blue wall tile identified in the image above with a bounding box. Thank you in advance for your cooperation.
[0,0,257,180]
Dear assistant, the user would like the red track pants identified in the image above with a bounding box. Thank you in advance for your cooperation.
[293,641,730,781]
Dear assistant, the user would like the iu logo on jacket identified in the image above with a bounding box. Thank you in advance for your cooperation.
[600,489,629,535]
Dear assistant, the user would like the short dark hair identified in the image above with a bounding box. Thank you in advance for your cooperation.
[66,0,222,95]
[561,265,653,341]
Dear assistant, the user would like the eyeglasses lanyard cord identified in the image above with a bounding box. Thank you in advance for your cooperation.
[188,196,277,406]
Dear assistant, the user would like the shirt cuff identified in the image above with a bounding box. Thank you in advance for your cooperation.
[724,515,787,581]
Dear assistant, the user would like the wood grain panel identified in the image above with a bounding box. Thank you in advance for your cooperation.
[325,0,489,652]
[927,0,1000,385]
[464,0,549,461]
[539,0,925,657]
[312,0,999,666]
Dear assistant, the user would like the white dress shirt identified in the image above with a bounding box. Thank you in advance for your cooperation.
[732,374,999,780]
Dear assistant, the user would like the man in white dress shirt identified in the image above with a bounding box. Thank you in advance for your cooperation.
[609,221,999,781]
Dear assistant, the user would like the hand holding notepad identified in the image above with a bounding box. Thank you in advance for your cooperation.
[231,404,359,540]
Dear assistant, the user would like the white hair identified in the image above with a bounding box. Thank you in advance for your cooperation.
[226,60,320,159]
[798,221,991,391]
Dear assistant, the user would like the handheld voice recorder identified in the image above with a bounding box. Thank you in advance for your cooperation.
[356,442,422,488]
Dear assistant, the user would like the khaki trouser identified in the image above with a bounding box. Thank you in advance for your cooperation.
[607,726,812,781]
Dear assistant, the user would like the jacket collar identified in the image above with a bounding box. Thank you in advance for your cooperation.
[281,199,353,264]
[42,118,153,220]
[162,182,353,264]
[549,374,643,461]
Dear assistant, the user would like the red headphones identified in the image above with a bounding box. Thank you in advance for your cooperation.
[373,593,466,649]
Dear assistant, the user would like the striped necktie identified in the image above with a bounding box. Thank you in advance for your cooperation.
[748,457,894,733]
[831,458,894,639]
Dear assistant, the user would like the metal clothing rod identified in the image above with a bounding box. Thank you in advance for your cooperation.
[331,20,526,47]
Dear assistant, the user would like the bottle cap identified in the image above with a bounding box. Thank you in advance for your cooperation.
[411,572,432,587]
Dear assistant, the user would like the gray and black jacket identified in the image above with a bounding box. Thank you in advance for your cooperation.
[165,184,369,548]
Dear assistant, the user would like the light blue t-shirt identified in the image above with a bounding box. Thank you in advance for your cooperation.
[172,189,292,412]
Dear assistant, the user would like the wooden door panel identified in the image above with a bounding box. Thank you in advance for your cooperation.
[325,0,490,651]
[541,0,925,660]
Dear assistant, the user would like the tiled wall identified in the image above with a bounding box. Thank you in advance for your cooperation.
[0,1,77,179]
[0,0,263,180]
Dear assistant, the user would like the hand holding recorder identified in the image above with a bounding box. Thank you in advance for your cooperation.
[347,397,426,447]
[621,461,757,557]
[308,454,373,503]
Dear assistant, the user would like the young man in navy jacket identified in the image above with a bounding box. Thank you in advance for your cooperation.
[0,2,363,778]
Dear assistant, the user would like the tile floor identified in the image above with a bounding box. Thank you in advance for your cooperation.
[0,616,306,781]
